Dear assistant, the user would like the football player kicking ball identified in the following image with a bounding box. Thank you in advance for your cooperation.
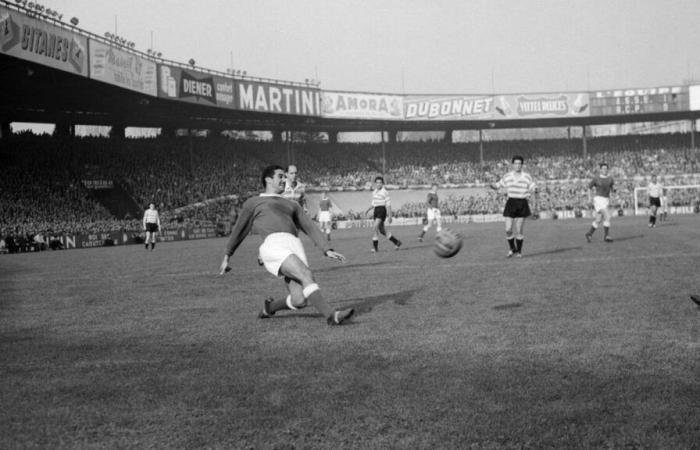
[219,165,354,326]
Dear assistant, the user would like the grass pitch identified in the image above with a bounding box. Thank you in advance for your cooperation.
[2,216,699,449]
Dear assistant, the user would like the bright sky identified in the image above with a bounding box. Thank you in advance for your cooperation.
[42,0,700,95]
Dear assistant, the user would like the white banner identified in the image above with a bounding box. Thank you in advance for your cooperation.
[321,91,404,120]
[89,40,156,96]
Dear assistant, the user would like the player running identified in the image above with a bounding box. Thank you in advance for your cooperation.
[585,162,615,243]
[318,190,333,241]
[647,174,663,228]
[367,176,402,252]
[282,164,306,211]
[418,183,442,242]
[489,155,536,258]
[219,165,353,326]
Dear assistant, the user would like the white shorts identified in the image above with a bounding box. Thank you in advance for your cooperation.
[259,233,308,277]
[427,207,441,222]
[593,196,610,213]
[319,210,332,223]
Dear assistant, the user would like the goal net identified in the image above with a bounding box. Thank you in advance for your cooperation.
[633,184,700,216]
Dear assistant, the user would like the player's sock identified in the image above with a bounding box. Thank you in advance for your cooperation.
[603,226,610,237]
[151,242,155,250]
[586,226,596,236]
[507,237,516,252]
[515,238,523,253]
[418,230,426,239]
[326,232,331,241]
[389,235,400,246]
[303,284,333,319]
[372,239,378,251]
[144,243,148,249]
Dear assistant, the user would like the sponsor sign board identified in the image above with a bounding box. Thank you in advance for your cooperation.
[157,64,320,115]
[688,85,700,111]
[89,40,156,96]
[403,93,590,121]
[320,91,404,119]
[0,5,87,76]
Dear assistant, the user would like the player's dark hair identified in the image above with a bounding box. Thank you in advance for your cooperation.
[599,162,608,168]
[375,176,384,183]
[261,164,285,188]
[512,155,524,164]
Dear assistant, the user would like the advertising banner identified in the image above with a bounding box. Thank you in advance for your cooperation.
[0,5,87,76]
[403,92,590,121]
[89,40,156,96]
[320,91,404,120]
[590,86,689,115]
[236,79,320,116]
[55,225,219,250]
[158,64,320,115]
[158,64,232,107]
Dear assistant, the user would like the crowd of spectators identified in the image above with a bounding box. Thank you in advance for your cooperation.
[2,132,700,253]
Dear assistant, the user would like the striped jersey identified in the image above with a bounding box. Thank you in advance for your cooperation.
[589,175,614,198]
[143,209,160,224]
[647,181,663,198]
[283,180,306,206]
[495,171,535,199]
[372,187,391,207]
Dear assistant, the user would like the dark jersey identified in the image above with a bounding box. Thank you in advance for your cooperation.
[427,192,438,208]
[225,194,330,257]
[319,198,332,211]
[589,175,614,198]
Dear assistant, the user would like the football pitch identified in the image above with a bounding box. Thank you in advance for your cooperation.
[2,216,699,449]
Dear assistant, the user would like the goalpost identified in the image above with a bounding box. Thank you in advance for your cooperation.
[633,185,700,216]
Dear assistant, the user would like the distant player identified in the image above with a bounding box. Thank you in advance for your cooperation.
[318,190,333,241]
[489,155,536,257]
[659,187,669,222]
[646,174,663,228]
[585,162,614,243]
[142,203,161,251]
[367,176,402,252]
[219,165,353,326]
[283,164,306,211]
[418,183,442,242]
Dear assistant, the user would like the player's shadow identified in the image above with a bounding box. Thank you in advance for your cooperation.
[317,260,398,273]
[493,302,523,310]
[525,246,582,257]
[608,234,644,243]
[339,288,422,315]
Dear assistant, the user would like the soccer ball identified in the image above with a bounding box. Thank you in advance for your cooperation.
[433,229,462,258]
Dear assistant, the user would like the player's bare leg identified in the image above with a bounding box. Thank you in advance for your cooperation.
[513,217,525,257]
[504,217,516,257]
[602,208,613,241]
[371,219,383,252]
[649,204,657,227]
[585,211,602,243]
[275,254,353,325]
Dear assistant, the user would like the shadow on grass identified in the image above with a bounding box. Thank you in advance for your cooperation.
[493,302,523,310]
[340,288,423,314]
[318,260,399,273]
[525,246,582,257]
[607,234,645,243]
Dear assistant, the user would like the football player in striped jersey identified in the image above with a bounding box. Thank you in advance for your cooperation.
[646,174,663,228]
[367,176,402,252]
[490,155,536,257]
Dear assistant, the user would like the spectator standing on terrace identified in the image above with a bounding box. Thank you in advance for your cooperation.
[219,165,353,326]
[143,203,161,251]
[585,163,615,243]
[367,176,402,252]
[489,155,536,257]
[318,190,333,241]
[283,165,306,211]
[418,183,442,242]
[647,174,663,228]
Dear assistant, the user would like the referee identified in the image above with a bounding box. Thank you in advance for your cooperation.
[143,203,161,251]
[490,155,536,257]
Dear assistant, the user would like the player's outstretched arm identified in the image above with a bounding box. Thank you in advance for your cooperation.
[325,249,346,263]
